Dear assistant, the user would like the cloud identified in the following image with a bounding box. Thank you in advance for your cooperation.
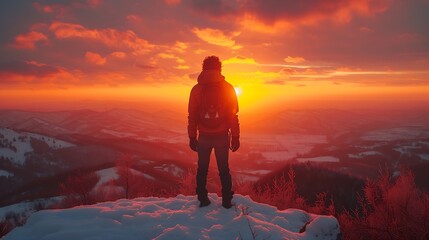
[0,60,59,77]
[126,15,143,24]
[10,31,49,50]
[241,0,390,25]
[187,0,237,17]
[110,51,127,59]
[223,56,258,65]
[265,79,286,85]
[0,60,78,85]
[171,41,188,53]
[85,51,106,65]
[284,56,305,64]
[158,53,185,63]
[175,65,190,69]
[33,0,101,15]
[192,27,241,49]
[135,64,156,70]
[164,0,181,6]
[49,22,154,54]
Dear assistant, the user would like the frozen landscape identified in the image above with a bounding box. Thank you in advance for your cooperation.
[4,194,340,240]
[1,108,429,239]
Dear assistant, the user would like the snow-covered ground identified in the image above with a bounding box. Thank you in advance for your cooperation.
[0,197,63,220]
[246,134,327,162]
[361,127,429,141]
[297,156,340,163]
[100,129,138,138]
[154,163,184,177]
[348,151,383,159]
[95,167,156,189]
[4,194,340,240]
[420,154,429,161]
[0,127,75,165]
[0,169,14,178]
[95,168,119,188]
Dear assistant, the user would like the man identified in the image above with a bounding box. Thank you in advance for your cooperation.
[187,56,240,209]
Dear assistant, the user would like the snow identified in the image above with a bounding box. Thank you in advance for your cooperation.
[348,151,383,159]
[0,197,63,220]
[155,164,184,177]
[361,127,429,141]
[297,156,340,163]
[95,168,156,189]
[100,129,138,138]
[95,168,119,188]
[0,128,75,165]
[129,169,156,180]
[142,173,156,180]
[262,151,296,161]
[139,159,154,164]
[420,154,429,161]
[246,134,327,162]
[4,194,340,240]
[0,169,13,178]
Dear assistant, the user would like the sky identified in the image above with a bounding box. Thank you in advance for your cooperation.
[0,0,428,113]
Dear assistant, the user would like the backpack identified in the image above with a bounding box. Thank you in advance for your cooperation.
[199,82,226,128]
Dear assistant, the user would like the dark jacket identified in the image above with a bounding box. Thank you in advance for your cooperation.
[188,70,240,138]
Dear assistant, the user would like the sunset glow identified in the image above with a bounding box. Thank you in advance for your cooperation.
[0,0,428,113]
[234,87,242,97]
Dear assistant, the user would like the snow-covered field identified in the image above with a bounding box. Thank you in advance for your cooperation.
[4,194,340,240]
[348,151,383,159]
[95,168,119,188]
[297,156,340,163]
[0,197,63,220]
[0,169,13,178]
[154,163,184,177]
[0,128,75,165]
[246,134,327,162]
[361,127,429,141]
[95,167,157,189]
[420,154,429,161]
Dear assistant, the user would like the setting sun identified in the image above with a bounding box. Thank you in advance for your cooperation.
[234,86,242,97]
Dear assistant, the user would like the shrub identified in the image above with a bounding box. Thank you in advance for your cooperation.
[59,171,100,207]
[339,169,429,240]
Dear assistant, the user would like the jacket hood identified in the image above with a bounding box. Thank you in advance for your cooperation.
[197,70,225,84]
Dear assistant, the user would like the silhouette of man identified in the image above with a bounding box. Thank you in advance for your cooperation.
[188,56,240,208]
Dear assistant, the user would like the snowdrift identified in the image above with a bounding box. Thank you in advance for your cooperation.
[4,194,340,240]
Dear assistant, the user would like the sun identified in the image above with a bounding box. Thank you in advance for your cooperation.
[234,86,242,97]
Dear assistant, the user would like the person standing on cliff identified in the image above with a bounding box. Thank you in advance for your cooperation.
[187,56,240,209]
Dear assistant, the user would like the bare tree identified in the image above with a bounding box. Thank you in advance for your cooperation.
[59,171,100,206]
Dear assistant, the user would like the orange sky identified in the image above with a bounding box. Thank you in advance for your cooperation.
[0,0,428,112]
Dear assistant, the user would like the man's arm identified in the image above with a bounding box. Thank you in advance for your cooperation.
[228,85,240,138]
[187,85,199,139]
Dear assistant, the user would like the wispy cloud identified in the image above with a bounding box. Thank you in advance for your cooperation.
[85,51,106,65]
[192,27,242,49]
[10,31,49,50]
[49,22,154,54]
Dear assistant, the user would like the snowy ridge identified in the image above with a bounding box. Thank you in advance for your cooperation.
[4,194,340,240]
[0,127,75,165]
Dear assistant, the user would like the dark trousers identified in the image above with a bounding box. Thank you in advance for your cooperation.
[196,133,232,200]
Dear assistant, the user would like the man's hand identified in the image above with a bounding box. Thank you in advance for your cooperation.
[189,138,198,152]
[230,136,240,152]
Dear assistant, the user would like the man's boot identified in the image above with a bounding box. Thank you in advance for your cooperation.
[196,174,210,207]
[199,196,211,207]
[197,192,211,207]
[222,191,234,209]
